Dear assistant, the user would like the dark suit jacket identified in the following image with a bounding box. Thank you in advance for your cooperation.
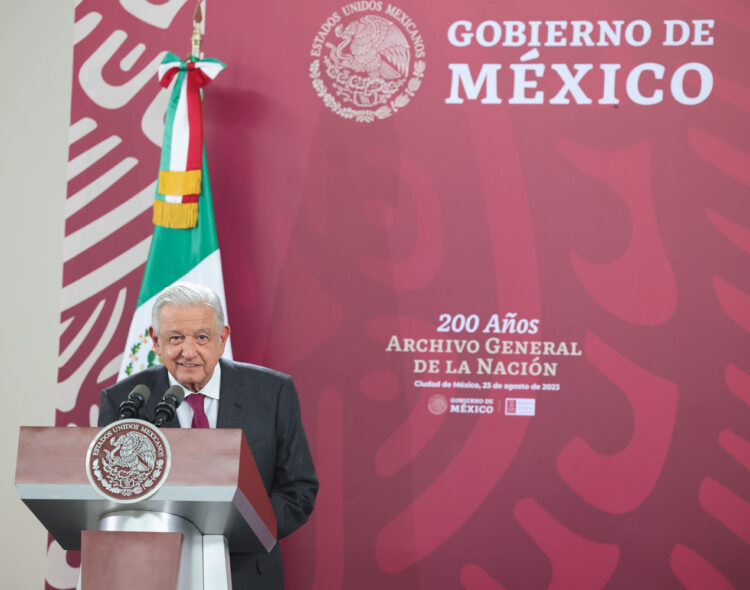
[99,358,318,589]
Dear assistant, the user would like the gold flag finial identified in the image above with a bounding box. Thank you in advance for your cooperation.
[191,1,203,58]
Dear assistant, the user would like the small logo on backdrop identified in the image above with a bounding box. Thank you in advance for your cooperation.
[86,419,171,502]
[310,2,426,122]
[428,394,449,415]
[504,398,536,416]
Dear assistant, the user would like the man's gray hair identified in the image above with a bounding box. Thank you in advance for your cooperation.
[151,282,226,333]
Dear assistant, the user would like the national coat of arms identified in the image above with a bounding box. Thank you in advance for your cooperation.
[86,419,171,502]
[310,4,426,122]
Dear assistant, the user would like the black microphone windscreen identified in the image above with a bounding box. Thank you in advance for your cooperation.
[130,383,151,402]
[164,384,185,405]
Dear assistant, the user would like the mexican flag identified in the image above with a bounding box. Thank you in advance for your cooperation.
[118,52,232,379]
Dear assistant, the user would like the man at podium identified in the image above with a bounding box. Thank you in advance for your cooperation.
[98,282,318,589]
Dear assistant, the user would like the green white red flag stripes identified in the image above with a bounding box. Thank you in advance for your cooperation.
[117,53,231,380]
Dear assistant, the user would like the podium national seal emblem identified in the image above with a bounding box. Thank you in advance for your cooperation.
[310,2,426,122]
[86,419,171,503]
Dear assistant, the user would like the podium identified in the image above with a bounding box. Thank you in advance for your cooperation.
[15,425,277,590]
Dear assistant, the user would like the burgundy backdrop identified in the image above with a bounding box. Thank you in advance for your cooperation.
[53,1,750,588]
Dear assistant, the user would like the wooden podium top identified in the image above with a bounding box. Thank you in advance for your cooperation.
[16,426,277,552]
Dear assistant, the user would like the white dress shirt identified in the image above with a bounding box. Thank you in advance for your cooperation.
[169,361,221,428]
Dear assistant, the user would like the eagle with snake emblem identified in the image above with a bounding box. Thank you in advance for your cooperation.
[104,431,157,475]
[325,15,410,107]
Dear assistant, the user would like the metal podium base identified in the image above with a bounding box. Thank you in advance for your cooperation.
[75,510,233,590]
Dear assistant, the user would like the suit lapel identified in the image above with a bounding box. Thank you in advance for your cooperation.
[217,358,246,428]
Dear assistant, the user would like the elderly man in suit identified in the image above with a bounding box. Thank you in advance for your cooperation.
[99,282,318,589]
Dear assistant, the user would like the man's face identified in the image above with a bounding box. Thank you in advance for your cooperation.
[150,304,230,393]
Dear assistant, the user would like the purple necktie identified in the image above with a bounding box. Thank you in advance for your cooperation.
[186,393,209,428]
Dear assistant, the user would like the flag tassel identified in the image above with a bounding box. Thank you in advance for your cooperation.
[153,201,199,229]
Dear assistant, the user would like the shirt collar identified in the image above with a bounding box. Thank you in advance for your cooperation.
[166,361,222,400]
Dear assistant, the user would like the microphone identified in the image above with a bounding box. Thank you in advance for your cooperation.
[153,385,185,427]
[118,384,151,420]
